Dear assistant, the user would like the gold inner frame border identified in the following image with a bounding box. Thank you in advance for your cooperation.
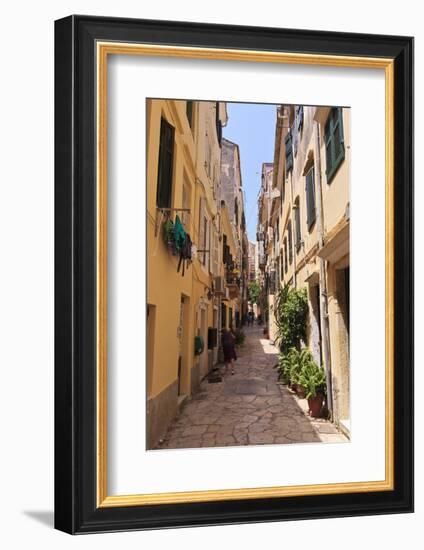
[96,41,394,508]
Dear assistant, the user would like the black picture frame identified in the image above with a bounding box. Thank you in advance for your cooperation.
[55,15,414,534]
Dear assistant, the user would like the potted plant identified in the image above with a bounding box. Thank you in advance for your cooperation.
[297,359,327,417]
[279,348,303,392]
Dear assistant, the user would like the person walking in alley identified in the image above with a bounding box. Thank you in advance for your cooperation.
[221,328,237,375]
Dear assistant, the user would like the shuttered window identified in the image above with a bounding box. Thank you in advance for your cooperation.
[294,197,301,251]
[305,167,316,231]
[156,117,175,209]
[325,107,345,183]
[296,105,304,130]
[285,131,293,173]
[288,220,293,265]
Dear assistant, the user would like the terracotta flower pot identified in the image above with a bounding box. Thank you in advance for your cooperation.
[308,393,325,417]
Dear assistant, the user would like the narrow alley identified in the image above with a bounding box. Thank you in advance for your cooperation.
[156,326,347,450]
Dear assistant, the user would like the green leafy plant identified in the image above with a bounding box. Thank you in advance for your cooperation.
[248,280,261,305]
[233,328,245,346]
[276,347,302,385]
[276,347,324,391]
[274,285,308,354]
[297,355,326,399]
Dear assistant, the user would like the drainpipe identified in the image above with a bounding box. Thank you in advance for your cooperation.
[313,120,333,418]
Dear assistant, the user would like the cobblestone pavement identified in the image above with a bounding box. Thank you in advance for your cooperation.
[156,326,348,449]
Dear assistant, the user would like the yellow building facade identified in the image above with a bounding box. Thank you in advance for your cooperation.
[146,99,248,448]
[258,104,350,435]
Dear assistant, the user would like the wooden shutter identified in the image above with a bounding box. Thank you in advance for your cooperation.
[156,117,175,208]
[325,108,345,183]
[285,132,293,172]
[297,106,304,130]
[305,167,316,230]
[333,108,345,164]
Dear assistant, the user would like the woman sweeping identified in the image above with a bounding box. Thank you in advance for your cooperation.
[221,328,237,375]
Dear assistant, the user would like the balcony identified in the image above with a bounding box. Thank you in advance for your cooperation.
[226,271,240,299]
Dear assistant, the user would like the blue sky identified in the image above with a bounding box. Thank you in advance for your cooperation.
[223,102,277,241]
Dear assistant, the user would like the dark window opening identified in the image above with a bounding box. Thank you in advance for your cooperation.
[186,100,194,130]
[305,166,316,231]
[156,117,175,209]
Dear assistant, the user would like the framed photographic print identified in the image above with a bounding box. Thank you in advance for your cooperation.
[54,15,414,534]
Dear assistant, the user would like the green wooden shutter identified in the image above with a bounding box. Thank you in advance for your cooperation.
[324,113,334,179]
[325,108,345,183]
[333,107,345,166]
[156,117,175,208]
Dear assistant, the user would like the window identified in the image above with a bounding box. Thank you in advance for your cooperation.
[285,131,293,173]
[325,107,345,183]
[284,238,288,273]
[296,105,304,131]
[221,303,227,330]
[186,100,193,129]
[222,234,228,264]
[305,166,316,231]
[288,220,293,265]
[156,117,175,208]
[294,197,302,251]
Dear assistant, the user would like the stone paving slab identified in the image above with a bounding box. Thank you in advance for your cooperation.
[155,326,348,450]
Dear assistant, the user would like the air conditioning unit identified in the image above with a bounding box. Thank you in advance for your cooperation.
[214,276,225,296]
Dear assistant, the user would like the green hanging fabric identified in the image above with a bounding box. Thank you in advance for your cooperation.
[174,215,186,253]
